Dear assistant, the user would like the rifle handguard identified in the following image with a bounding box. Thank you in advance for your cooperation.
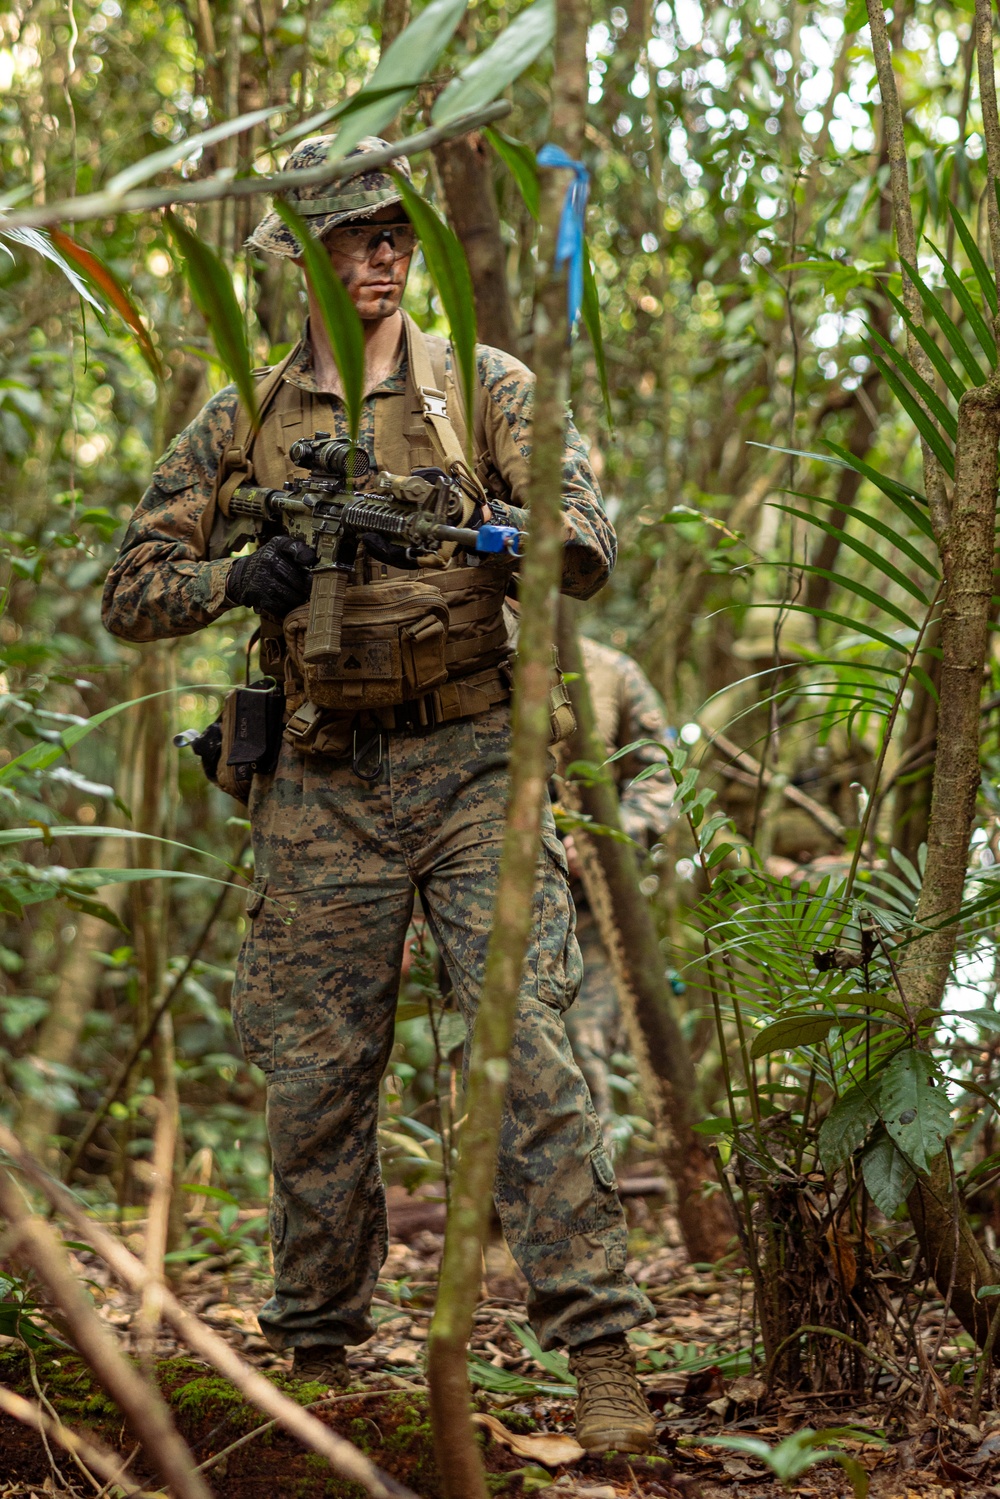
[303,563,351,662]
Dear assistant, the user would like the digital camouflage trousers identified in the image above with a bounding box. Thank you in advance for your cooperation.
[563,903,621,1147]
[230,704,653,1353]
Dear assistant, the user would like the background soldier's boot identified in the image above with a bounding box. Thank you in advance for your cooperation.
[292,1345,350,1389]
[569,1334,656,1454]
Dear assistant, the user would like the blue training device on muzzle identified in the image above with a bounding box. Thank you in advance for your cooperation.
[475,524,522,555]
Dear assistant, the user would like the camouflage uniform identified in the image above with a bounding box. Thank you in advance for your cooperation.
[102,336,654,1352]
[562,639,675,1147]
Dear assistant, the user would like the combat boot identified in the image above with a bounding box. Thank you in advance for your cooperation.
[569,1334,656,1454]
[292,1345,350,1389]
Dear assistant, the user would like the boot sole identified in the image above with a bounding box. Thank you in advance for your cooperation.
[577,1424,657,1455]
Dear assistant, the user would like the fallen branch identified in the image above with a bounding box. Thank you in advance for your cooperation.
[0,1167,211,1499]
[708,729,847,842]
[0,1125,417,1499]
[0,101,511,231]
[0,1384,154,1497]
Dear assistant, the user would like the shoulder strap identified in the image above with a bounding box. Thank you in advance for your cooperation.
[214,345,301,517]
[402,312,486,508]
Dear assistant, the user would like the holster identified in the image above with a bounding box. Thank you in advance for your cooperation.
[214,677,285,805]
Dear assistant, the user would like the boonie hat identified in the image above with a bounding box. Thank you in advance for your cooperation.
[248,134,414,259]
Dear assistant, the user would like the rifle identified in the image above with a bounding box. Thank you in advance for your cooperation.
[228,435,522,662]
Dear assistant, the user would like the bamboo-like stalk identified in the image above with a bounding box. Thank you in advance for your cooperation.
[0,101,512,230]
[555,601,734,1263]
[0,1167,212,1499]
[975,0,1000,296]
[424,5,589,1494]
[0,1126,418,1499]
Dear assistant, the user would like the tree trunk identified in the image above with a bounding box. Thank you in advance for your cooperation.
[557,602,735,1262]
[433,132,519,356]
[15,838,127,1164]
[425,6,589,1494]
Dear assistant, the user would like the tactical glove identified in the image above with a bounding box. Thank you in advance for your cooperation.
[225,536,317,618]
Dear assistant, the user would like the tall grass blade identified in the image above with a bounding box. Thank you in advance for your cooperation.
[899,256,987,386]
[50,230,163,380]
[485,128,540,220]
[948,201,997,313]
[582,244,612,430]
[392,172,478,451]
[165,212,258,424]
[272,200,364,443]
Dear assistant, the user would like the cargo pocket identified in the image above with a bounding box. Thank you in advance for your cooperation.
[535,829,583,1013]
[230,880,275,1071]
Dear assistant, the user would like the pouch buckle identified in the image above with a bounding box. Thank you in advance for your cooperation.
[419,387,449,420]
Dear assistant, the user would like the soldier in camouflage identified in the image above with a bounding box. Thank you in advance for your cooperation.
[102,134,656,1454]
[561,639,675,1155]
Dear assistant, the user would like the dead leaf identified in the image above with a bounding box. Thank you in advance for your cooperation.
[723,1459,763,1479]
[727,1375,767,1405]
[971,1432,1000,1466]
[825,1224,858,1293]
[472,1412,585,1467]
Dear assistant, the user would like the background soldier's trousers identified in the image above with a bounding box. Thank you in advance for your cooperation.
[231,705,653,1352]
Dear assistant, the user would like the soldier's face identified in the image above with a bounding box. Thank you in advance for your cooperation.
[322,206,413,322]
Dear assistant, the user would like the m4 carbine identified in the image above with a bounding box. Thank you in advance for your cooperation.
[228,435,522,662]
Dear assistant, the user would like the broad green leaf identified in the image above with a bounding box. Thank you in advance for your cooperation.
[880,1049,952,1171]
[772,503,933,603]
[870,354,955,478]
[925,236,997,364]
[867,325,957,440]
[750,1012,836,1058]
[50,230,163,380]
[332,0,468,159]
[0,226,103,312]
[165,213,258,425]
[884,286,969,401]
[948,201,997,314]
[432,0,555,123]
[818,1078,881,1172]
[582,245,612,431]
[105,107,280,195]
[272,200,364,444]
[485,128,540,220]
[266,86,441,151]
[900,256,987,386]
[861,1129,915,1217]
[392,172,478,452]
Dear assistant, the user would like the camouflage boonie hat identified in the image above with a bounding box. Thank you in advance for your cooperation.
[248,134,414,259]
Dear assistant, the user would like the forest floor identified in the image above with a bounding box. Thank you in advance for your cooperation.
[1,1185,999,1499]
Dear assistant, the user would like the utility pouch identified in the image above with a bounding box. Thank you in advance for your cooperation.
[283,579,451,710]
[216,676,284,805]
[548,670,576,747]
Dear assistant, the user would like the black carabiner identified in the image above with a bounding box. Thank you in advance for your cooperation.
[351,725,385,783]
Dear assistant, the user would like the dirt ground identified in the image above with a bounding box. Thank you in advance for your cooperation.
[1,1185,999,1499]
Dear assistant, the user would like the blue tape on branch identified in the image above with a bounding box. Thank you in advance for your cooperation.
[536,142,590,338]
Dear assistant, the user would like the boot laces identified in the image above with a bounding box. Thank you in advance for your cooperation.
[571,1339,648,1417]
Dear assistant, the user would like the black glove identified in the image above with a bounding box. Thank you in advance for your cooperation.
[225,536,317,618]
[190,720,223,783]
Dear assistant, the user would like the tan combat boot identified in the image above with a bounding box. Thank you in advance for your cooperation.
[569,1334,657,1454]
[292,1345,350,1389]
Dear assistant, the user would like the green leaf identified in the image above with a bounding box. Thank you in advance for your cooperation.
[271,200,364,444]
[795,566,919,630]
[791,494,939,580]
[582,245,612,431]
[432,0,554,123]
[485,128,540,220]
[750,1012,837,1058]
[332,0,468,158]
[880,1048,951,1172]
[50,230,163,380]
[870,354,955,478]
[105,107,281,195]
[391,172,478,453]
[822,440,935,539]
[884,287,968,403]
[772,503,933,604]
[779,603,912,656]
[947,201,997,314]
[0,226,104,313]
[867,326,957,440]
[922,147,941,224]
[818,1078,881,1172]
[165,213,257,425]
[925,236,997,364]
[900,256,987,386]
[861,1128,915,1217]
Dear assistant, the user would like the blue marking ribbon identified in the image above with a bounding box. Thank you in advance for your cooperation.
[536,143,590,337]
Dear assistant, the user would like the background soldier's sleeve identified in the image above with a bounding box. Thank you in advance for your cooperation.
[101,387,241,642]
[615,657,676,846]
[474,345,616,599]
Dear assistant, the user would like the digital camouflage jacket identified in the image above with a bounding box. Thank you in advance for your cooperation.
[580,637,675,846]
[102,333,616,643]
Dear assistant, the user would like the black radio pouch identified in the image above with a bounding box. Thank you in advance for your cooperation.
[217,677,284,804]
